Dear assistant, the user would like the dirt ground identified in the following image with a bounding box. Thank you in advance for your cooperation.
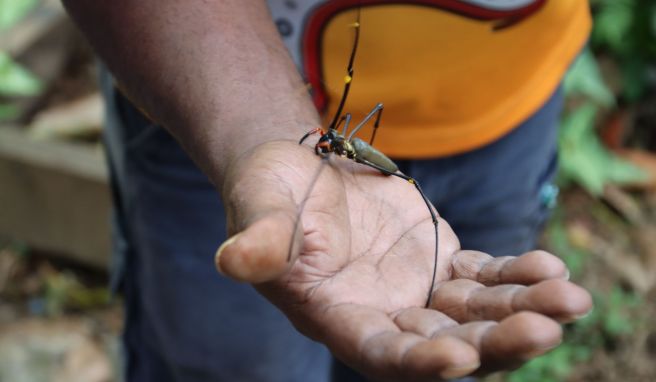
[0,246,122,382]
[551,189,656,382]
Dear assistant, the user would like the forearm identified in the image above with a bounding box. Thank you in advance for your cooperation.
[62,0,319,186]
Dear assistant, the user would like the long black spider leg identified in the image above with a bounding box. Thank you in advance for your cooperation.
[287,155,330,261]
[327,8,361,131]
[356,158,440,308]
[368,105,383,146]
[346,103,383,144]
[299,127,322,145]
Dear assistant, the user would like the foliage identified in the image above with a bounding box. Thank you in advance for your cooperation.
[563,49,615,108]
[558,44,647,195]
[507,284,642,382]
[0,52,42,97]
[506,342,591,382]
[0,103,19,120]
[558,102,646,195]
[500,212,645,382]
[0,0,39,30]
[557,0,656,195]
[0,0,42,121]
[43,271,111,316]
[590,0,656,101]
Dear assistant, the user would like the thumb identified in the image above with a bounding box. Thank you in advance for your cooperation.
[212,141,324,283]
[215,208,302,283]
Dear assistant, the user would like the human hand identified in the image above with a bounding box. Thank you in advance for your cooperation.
[215,140,592,381]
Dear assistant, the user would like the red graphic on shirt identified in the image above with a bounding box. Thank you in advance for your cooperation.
[302,0,547,111]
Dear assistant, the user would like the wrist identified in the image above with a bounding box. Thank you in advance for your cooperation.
[200,111,320,189]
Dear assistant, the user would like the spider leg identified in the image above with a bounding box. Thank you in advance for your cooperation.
[346,103,384,145]
[299,127,323,145]
[337,113,353,136]
[356,158,439,308]
[327,9,361,131]
[287,155,330,261]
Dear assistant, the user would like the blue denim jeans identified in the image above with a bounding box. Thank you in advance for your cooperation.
[101,67,562,382]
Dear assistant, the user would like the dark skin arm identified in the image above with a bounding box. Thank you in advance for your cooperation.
[62,1,592,380]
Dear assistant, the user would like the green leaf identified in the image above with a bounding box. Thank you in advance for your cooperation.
[559,105,605,194]
[620,57,648,101]
[564,49,615,108]
[0,103,18,121]
[592,0,634,55]
[603,307,630,336]
[651,5,656,37]
[597,286,643,337]
[0,51,42,96]
[506,344,587,382]
[0,0,39,30]
[558,103,647,195]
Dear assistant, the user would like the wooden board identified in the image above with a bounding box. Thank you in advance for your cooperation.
[0,126,110,269]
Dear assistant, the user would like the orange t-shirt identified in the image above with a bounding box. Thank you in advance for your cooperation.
[270,0,591,158]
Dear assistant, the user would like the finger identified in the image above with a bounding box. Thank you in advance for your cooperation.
[401,336,480,380]
[215,209,299,282]
[321,304,480,381]
[392,308,483,379]
[393,307,458,338]
[451,250,569,286]
[430,279,592,323]
[434,312,562,373]
[392,308,563,377]
[511,279,592,323]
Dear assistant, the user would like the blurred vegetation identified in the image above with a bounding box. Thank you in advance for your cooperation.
[0,0,43,121]
[0,240,112,318]
[558,0,656,195]
[0,0,38,29]
[499,207,647,382]
[590,0,656,102]
[558,98,645,195]
[504,283,643,382]
[497,1,656,381]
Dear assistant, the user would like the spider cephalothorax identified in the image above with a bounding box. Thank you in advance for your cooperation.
[315,129,355,158]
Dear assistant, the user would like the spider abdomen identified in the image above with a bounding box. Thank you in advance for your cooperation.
[351,137,398,173]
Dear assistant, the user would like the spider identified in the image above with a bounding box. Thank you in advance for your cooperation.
[294,9,439,308]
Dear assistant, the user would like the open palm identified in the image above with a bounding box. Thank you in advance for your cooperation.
[217,140,592,381]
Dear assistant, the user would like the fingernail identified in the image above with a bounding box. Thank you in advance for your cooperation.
[574,307,594,320]
[215,234,240,274]
[562,269,570,281]
[440,363,480,379]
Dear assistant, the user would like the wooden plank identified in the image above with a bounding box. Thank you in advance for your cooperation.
[0,126,110,269]
[0,126,107,181]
